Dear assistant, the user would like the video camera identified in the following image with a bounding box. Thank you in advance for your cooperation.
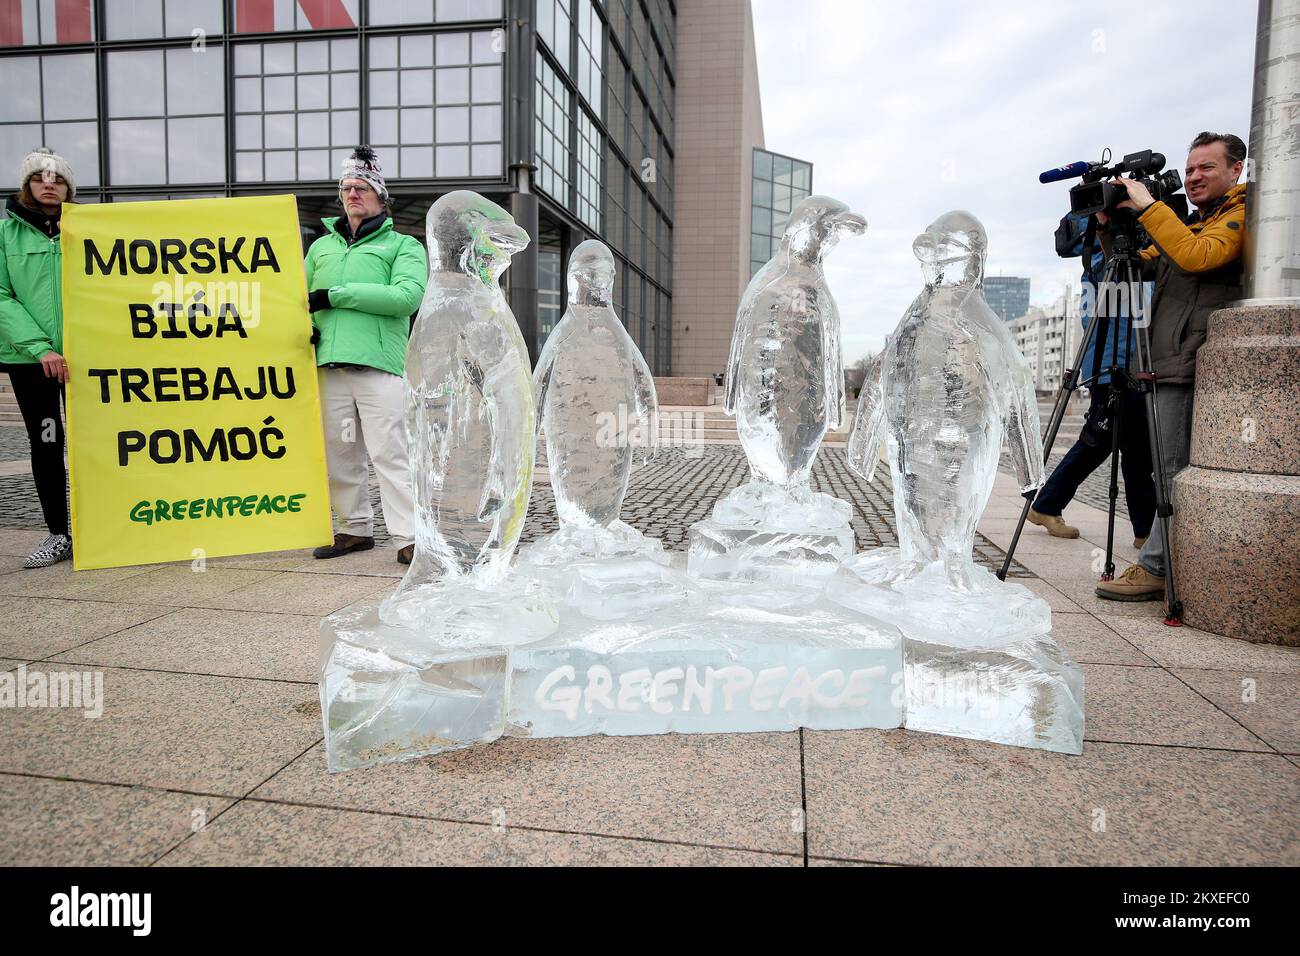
[1042,148,1189,258]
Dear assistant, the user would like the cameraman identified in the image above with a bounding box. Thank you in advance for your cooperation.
[1094,131,1246,602]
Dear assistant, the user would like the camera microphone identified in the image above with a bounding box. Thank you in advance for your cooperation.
[1038,162,1092,184]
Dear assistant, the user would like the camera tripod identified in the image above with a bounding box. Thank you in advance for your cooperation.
[996,229,1184,626]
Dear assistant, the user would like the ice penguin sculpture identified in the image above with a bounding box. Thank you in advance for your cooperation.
[688,195,866,585]
[843,210,1043,590]
[830,210,1083,755]
[380,190,555,639]
[520,240,662,561]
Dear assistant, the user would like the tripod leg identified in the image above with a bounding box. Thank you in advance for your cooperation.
[997,282,1112,582]
[1101,386,1122,581]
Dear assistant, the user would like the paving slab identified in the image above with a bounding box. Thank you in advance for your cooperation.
[253,732,805,856]
[1172,668,1300,754]
[0,773,232,866]
[0,667,322,795]
[0,596,170,659]
[0,563,158,600]
[0,528,48,556]
[14,565,280,607]
[203,571,393,616]
[288,547,407,578]
[1101,614,1300,674]
[207,549,317,572]
[1050,612,1156,666]
[50,606,321,683]
[1080,663,1271,751]
[159,800,798,866]
[804,729,1300,866]
[1018,577,1086,613]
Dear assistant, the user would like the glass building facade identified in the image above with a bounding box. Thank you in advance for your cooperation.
[0,0,676,371]
[749,147,811,277]
[985,276,1031,323]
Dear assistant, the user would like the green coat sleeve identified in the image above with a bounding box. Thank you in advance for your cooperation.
[327,236,427,317]
[0,235,55,360]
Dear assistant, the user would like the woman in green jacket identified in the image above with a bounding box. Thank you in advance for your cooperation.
[0,148,76,568]
[306,146,426,564]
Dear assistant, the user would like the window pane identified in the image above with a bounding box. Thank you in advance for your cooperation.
[167,116,224,184]
[264,75,295,111]
[369,37,398,69]
[297,40,329,73]
[331,110,358,145]
[399,146,432,177]
[234,45,261,76]
[400,107,433,143]
[331,39,359,71]
[470,143,499,176]
[43,121,100,187]
[370,71,398,107]
[264,113,295,149]
[369,0,436,25]
[436,145,468,177]
[470,104,500,141]
[0,126,41,185]
[235,113,262,149]
[298,112,329,148]
[43,54,97,121]
[297,149,329,180]
[436,68,469,104]
[164,0,223,38]
[471,65,501,103]
[235,151,261,182]
[331,72,359,109]
[109,119,166,184]
[264,151,295,181]
[106,0,163,40]
[0,58,41,122]
[108,51,165,117]
[471,31,502,64]
[235,77,261,112]
[400,35,434,67]
[369,109,398,144]
[401,70,435,106]
[263,43,295,75]
[436,107,468,142]
[436,33,470,65]
[166,47,223,116]
[297,74,329,111]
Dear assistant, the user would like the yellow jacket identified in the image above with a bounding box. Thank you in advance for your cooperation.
[1139,182,1246,272]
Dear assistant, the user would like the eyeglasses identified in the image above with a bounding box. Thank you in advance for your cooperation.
[340,183,373,195]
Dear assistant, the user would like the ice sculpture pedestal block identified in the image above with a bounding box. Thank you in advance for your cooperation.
[827,551,1085,755]
[507,582,904,738]
[320,602,514,772]
[686,481,855,586]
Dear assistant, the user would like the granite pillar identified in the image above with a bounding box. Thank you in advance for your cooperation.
[1172,306,1300,644]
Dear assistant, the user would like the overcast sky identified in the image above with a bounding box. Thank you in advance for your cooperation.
[750,0,1256,364]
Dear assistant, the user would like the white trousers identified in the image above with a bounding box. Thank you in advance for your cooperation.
[319,367,414,548]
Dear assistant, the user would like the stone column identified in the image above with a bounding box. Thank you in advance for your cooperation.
[1172,0,1300,645]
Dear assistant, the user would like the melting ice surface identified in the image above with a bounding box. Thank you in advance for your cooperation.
[830,210,1083,754]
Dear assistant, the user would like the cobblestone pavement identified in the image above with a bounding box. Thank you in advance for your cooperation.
[0,425,30,462]
[0,436,1028,575]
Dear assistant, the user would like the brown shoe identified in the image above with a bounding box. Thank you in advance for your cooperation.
[1133,535,1148,549]
[1027,508,1079,539]
[313,533,375,559]
[1096,563,1164,601]
[397,545,414,565]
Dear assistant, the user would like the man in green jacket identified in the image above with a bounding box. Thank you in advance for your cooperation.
[0,148,76,568]
[306,146,426,564]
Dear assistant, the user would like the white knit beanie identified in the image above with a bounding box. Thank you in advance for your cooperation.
[338,145,387,201]
[20,147,76,199]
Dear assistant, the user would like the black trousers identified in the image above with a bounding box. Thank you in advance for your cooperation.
[1,362,68,536]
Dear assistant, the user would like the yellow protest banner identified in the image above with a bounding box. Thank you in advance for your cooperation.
[61,195,332,570]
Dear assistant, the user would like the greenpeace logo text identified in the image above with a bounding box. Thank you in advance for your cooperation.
[50,886,151,936]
